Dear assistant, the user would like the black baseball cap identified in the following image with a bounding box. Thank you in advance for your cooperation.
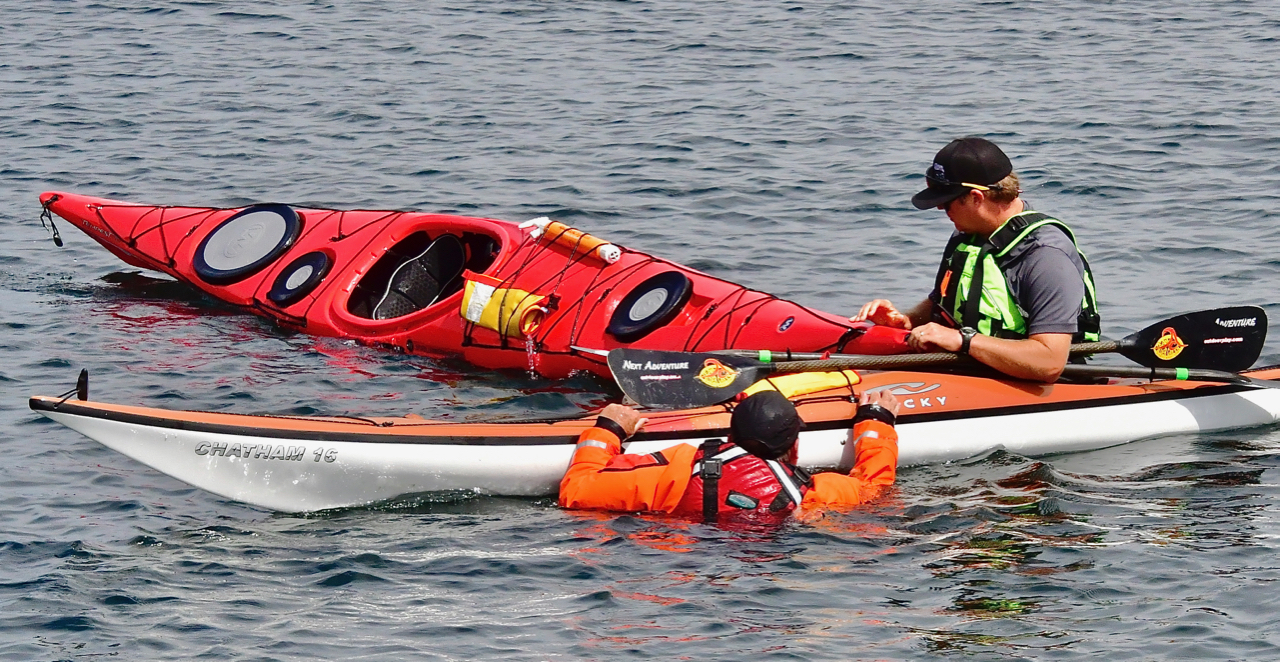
[911,137,1013,210]
[730,390,805,461]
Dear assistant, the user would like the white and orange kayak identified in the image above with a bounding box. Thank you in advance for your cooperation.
[30,365,1280,512]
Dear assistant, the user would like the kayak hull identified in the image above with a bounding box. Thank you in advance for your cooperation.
[40,191,907,378]
[31,366,1280,512]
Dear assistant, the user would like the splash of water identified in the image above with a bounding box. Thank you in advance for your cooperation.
[526,335,539,378]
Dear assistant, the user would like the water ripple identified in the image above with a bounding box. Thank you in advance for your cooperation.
[4,0,1280,659]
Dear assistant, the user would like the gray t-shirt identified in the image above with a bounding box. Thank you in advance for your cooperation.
[932,208,1087,336]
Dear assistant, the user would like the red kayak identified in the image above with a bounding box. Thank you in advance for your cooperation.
[40,191,907,378]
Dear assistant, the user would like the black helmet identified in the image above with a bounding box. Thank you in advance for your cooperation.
[730,391,805,460]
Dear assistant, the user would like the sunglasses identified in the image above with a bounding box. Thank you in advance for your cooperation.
[926,165,991,191]
[940,193,970,211]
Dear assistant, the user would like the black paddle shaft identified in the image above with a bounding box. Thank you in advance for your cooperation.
[766,353,978,372]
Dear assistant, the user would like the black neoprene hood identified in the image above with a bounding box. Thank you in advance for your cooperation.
[729,391,805,461]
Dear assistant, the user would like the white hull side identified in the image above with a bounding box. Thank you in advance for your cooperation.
[41,387,1280,512]
[891,387,1280,466]
[45,411,579,512]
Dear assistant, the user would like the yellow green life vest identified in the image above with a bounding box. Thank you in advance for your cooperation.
[931,211,1101,342]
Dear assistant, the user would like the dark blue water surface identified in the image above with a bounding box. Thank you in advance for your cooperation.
[5,1,1280,659]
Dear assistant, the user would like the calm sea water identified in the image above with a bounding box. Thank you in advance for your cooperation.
[4,1,1280,659]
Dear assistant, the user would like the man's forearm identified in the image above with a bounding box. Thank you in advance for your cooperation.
[967,332,1071,382]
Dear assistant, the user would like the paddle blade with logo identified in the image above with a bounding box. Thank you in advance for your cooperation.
[1121,306,1267,373]
[607,349,769,408]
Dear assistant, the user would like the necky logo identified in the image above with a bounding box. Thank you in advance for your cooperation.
[223,221,266,259]
[1216,317,1257,328]
[866,382,940,396]
[865,382,947,409]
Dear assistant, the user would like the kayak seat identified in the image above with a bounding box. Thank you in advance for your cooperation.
[371,234,466,320]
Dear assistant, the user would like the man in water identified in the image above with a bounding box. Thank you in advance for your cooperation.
[559,390,900,522]
[853,137,1099,382]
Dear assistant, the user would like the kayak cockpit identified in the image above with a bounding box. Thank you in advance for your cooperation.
[347,230,500,320]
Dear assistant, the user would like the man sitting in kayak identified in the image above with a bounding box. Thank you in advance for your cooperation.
[559,390,900,522]
[853,137,1100,383]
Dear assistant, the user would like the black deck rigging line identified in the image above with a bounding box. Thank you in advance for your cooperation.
[75,201,418,326]
[39,195,63,247]
[682,286,853,355]
[552,258,647,334]
[683,285,745,350]
[691,276,868,352]
[51,369,90,407]
[571,259,650,327]
[538,256,653,346]
[721,294,770,348]
[96,203,411,270]
[522,250,600,344]
[685,285,758,350]
[461,228,542,347]
[53,388,78,406]
[558,260,614,344]
[330,209,404,243]
[279,209,398,322]
[544,224,585,292]
[465,235,844,358]
[524,226,601,345]
[331,414,398,427]
[502,236,589,341]
[528,249,630,347]
[76,203,261,314]
[93,205,212,268]
[130,207,166,257]
[462,224,602,350]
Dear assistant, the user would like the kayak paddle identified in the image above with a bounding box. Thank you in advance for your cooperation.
[1072,305,1265,373]
[713,306,1266,372]
[609,306,1269,408]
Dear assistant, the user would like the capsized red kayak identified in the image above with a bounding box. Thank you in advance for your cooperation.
[40,191,907,378]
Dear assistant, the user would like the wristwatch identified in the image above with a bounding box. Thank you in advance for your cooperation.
[958,326,978,355]
[853,402,896,427]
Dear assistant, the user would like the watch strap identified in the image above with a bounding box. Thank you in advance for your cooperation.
[959,327,977,355]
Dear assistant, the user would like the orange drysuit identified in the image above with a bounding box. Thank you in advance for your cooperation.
[559,419,898,516]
